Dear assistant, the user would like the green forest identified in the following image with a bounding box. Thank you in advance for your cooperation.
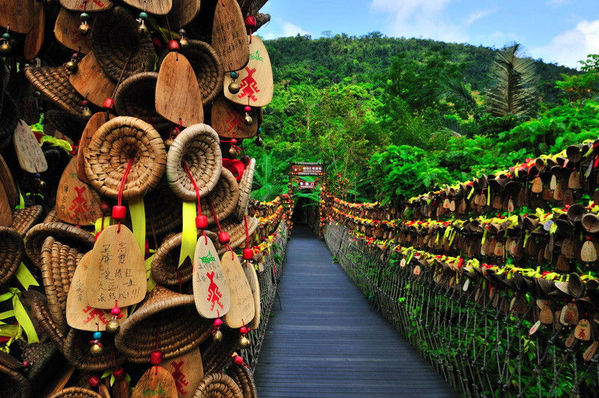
[246,33,599,205]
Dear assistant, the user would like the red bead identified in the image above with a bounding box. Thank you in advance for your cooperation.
[168,40,180,51]
[245,15,257,28]
[88,375,101,387]
[111,306,121,316]
[152,37,163,48]
[231,138,238,145]
[196,215,208,229]
[240,326,249,335]
[218,231,230,245]
[244,106,252,112]
[81,99,90,107]
[103,97,114,110]
[243,248,254,260]
[213,318,223,327]
[112,205,126,220]
[112,367,125,380]
[233,355,244,366]
[100,202,111,214]
[22,360,30,367]
[150,350,163,365]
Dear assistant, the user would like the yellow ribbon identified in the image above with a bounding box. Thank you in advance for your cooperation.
[0,288,38,344]
[179,201,197,267]
[145,253,156,292]
[129,197,146,253]
[15,263,39,291]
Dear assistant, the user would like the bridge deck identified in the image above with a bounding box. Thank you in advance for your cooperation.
[255,226,456,397]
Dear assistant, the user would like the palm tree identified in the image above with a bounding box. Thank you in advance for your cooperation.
[486,44,538,117]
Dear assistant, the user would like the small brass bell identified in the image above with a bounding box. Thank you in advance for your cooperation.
[228,82,241,94]
[229,147,237,156]
[138,21,148,34]
[179,37,189,47]
[65,60,78,72]
[82,107,92,118]
[90,343,103,355]
[239,335,251,348]
[78,21,90,36]
[0,41,11,55]
[106,319,120,333]
[244,114,253,126]
[213,329,223,342]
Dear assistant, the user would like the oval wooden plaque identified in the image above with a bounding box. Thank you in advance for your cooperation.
[54,7,93,54]
[168,0,201,29]
[163,348,204,398]
[87,225,147,308]
[221,251,254,329]
[131,366,178,398]
[223,36,273,107]
[155,52,204,127]
[77,112,113,183]
[66,252,128,331]
[59,0,113,12]
[23,0,44,60]
[0,0,34,34]
[56,157,103,226]
[0,182,12,227]
[193,236,230,319]
[69,52,115,108]
[0,154,18,208]
[212,0,248,72]
[210,94,259,138]
[243,262,260,329]
[123,0,173,15]
[13,120,48,174]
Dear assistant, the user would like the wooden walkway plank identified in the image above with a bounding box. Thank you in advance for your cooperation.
[255,226,456,397]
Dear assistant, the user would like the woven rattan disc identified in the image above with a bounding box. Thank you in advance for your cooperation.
[10,205,43,236]
[63,328,125,371]
[144,179,183,237]
[114,72,170,128]
[91,7,155,82]
[193,373,243,398]
[29,294,67,351]
[115,286,212,363]
[48,387,102,398]
[227,365,258,398]
[166,124,222,201]
[211,216,258,255]
[179,40,224,104]
[85,116,166,199]
[24,66,85,117]
[0,227,23,287]
[151,231,218,287]
[235,158,255,221]
[201,168,240,225]
[0,362,31,398]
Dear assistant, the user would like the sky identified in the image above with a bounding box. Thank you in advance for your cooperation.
[258,0,599,68]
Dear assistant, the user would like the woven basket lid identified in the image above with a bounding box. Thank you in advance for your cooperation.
[0,94,17,141]
[201,331,237,374]
[114,72,170,129]
[144,179,183,237]
[227,365,257,398]
[0,227,24,287]
[193,373,243,398]
[211,216,258,255]
[201,168,240,225]
[0,362,31,398]
[114,286,212,363]
[84,116,167,199]
[235,158,255,221]
[44,109,87,141]
[40,235,89,334]
[178,40,224,104]
[24,222,94,269]
[24,66,85,117]
[90,7,155,82]
[49,387,102,398]
[63,328,125,371]
[151,231,218,287]
[166,124,222,201]
[11,205,43,237]
[29,293,67,350]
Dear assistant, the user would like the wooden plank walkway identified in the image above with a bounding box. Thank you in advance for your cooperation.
[254,226,456,397]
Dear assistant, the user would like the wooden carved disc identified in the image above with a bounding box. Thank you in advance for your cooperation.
[155,52,204,127]
[193,236,230,319]
[69,52,115,108]
[0,0,34,34]
[224,36,273,107]
[23,0,44,60]
[168,0,201,29]
[54,8,93,54]
[0,154,18,208]
[13,120,48,173]
[212,0,248,72]
[243,262,260,329]
[221,251,254,328]
[210,94,259,138]
[87,225,147,308]
[56,157,103,226]
[59,0,113,12]
[163,348,204,398]
[131,366,178,398]
[76,112,114,183]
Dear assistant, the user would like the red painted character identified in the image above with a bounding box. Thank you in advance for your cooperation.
[225,109,243,133]
[206,272,224,311]
[171,360,189,395]
[69,186,90,217]
[83,306,109,324]
[237,67,260,102]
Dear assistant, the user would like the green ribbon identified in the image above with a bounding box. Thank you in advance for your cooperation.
[129,197,146,253]
[15,263,39,291]
[145,253,156,292]
[0,288,39,344]
[179,201,197,268]
[39,135,73,153]
[16,190,25,210]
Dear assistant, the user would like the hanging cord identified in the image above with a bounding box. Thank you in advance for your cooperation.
[182,162,208,244]
[116,159,135,233]
[208,199,233,255]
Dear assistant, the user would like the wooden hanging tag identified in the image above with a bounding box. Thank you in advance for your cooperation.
[568,170,582,190]
[23,0,44,60]
[0,182,13,227]
[59,0,113,12]
[98,384,110,398]
[77,112,114,182]
[163,348,204,398]
[0,0,34,34]
[192,236,231,318]
[243,262,261,329]
[168,0,201,29]
[442,198,450,209]
[531,176,543,193]
[212,0,248,72]
[69,52,116,108]
[111,378,130,398]
[56,157,103,226]
[54,8,93,54]
[560,303,579,326]
[0,155,18,208]
[529,320,542,336]
[539,305,554,325]
[224,36,273,107]
[210,95,259,138]
[131,366,178,398]
[449,200,456,212]
[155,52,204,126]
[507,198,515,213]
[123,0,172,15]
[575,319,592,341]
[413,265,421,276]
[87,225,147,309]
[549,175,557,190]
[581,240,599,263]
[66,251,128,331]
[564,331,576,348]
[13,120,48,174]
[221,251,255,329]
[583,341,599,362]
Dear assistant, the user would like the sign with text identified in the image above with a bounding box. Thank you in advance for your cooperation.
[291,162,324,176]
